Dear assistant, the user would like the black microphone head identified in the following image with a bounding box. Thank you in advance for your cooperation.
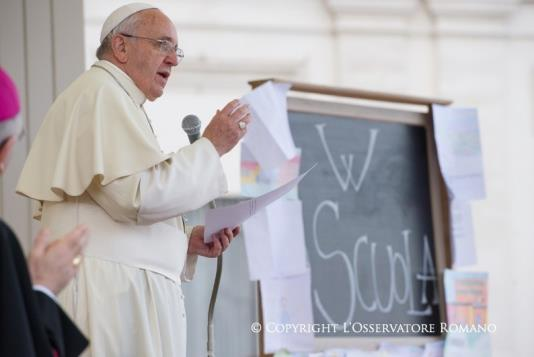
[182,114,201,143]
[182,114,201,135]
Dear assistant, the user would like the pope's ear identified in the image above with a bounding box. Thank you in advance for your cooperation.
[110,35,128,63]
[0,136,16,174]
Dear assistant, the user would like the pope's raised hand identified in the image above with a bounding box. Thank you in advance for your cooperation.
[202,99,252,156]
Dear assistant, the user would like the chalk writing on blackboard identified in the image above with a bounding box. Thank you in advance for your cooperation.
[290,113,441,336]
[316,124,378,193]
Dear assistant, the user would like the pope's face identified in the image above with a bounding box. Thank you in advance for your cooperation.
[124,10,179,101]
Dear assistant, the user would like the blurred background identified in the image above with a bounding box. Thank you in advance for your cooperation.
[1,0,533,356]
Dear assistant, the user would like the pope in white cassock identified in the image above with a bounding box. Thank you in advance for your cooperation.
[16,3,252,356]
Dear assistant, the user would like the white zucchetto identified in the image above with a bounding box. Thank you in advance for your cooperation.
[100,3,157,42]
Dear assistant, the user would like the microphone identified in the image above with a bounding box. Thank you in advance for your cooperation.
[181,114,201,144]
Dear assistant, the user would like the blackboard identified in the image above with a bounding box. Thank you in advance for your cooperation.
[288,99,443,338]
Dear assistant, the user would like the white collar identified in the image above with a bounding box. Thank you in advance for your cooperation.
[92,60,147,107]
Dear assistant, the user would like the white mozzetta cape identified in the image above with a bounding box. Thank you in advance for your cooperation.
[16,60,227,281]
[17,61,170,201]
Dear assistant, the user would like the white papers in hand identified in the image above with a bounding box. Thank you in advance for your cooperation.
[261,270,315,354]
[204,165,315,242]
[243,200,308,280]
[241,81,296,170]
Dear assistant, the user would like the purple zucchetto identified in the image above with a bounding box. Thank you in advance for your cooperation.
[0,67,20,122]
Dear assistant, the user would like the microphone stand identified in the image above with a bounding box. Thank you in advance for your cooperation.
[207,199,222,357]
[181,115,223,357]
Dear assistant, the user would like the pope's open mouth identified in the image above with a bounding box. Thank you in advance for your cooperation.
[157,71,169,80]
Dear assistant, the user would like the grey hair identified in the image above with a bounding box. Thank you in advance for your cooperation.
[96,12,144,60]
[0,116,22,147]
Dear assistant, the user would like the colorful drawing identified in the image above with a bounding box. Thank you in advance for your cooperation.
[241,144,301,199]
[444,270,488,325]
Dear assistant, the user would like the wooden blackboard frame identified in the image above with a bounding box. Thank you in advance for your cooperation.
[248,79,452,355]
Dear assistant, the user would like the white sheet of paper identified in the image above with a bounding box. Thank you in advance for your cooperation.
[345,349,380,357]
[275,352,311,357]
[261,270,315,354]
[243,200,308,280]
[450,200,477,267]
[325,349,379,357]
[243,199,308,281]
[378,343,424,357]
[422,341,444,357]
[323,349,346,357]
[431,105,486,201]
[267,200,308,277]
[241,81,296,170]
[242,210,275,280]
[444,332,491,357]
[204,165,315,242]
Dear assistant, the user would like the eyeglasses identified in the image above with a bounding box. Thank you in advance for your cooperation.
[120,33,184,59]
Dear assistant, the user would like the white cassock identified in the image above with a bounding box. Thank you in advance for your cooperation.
[16,60,227,357]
